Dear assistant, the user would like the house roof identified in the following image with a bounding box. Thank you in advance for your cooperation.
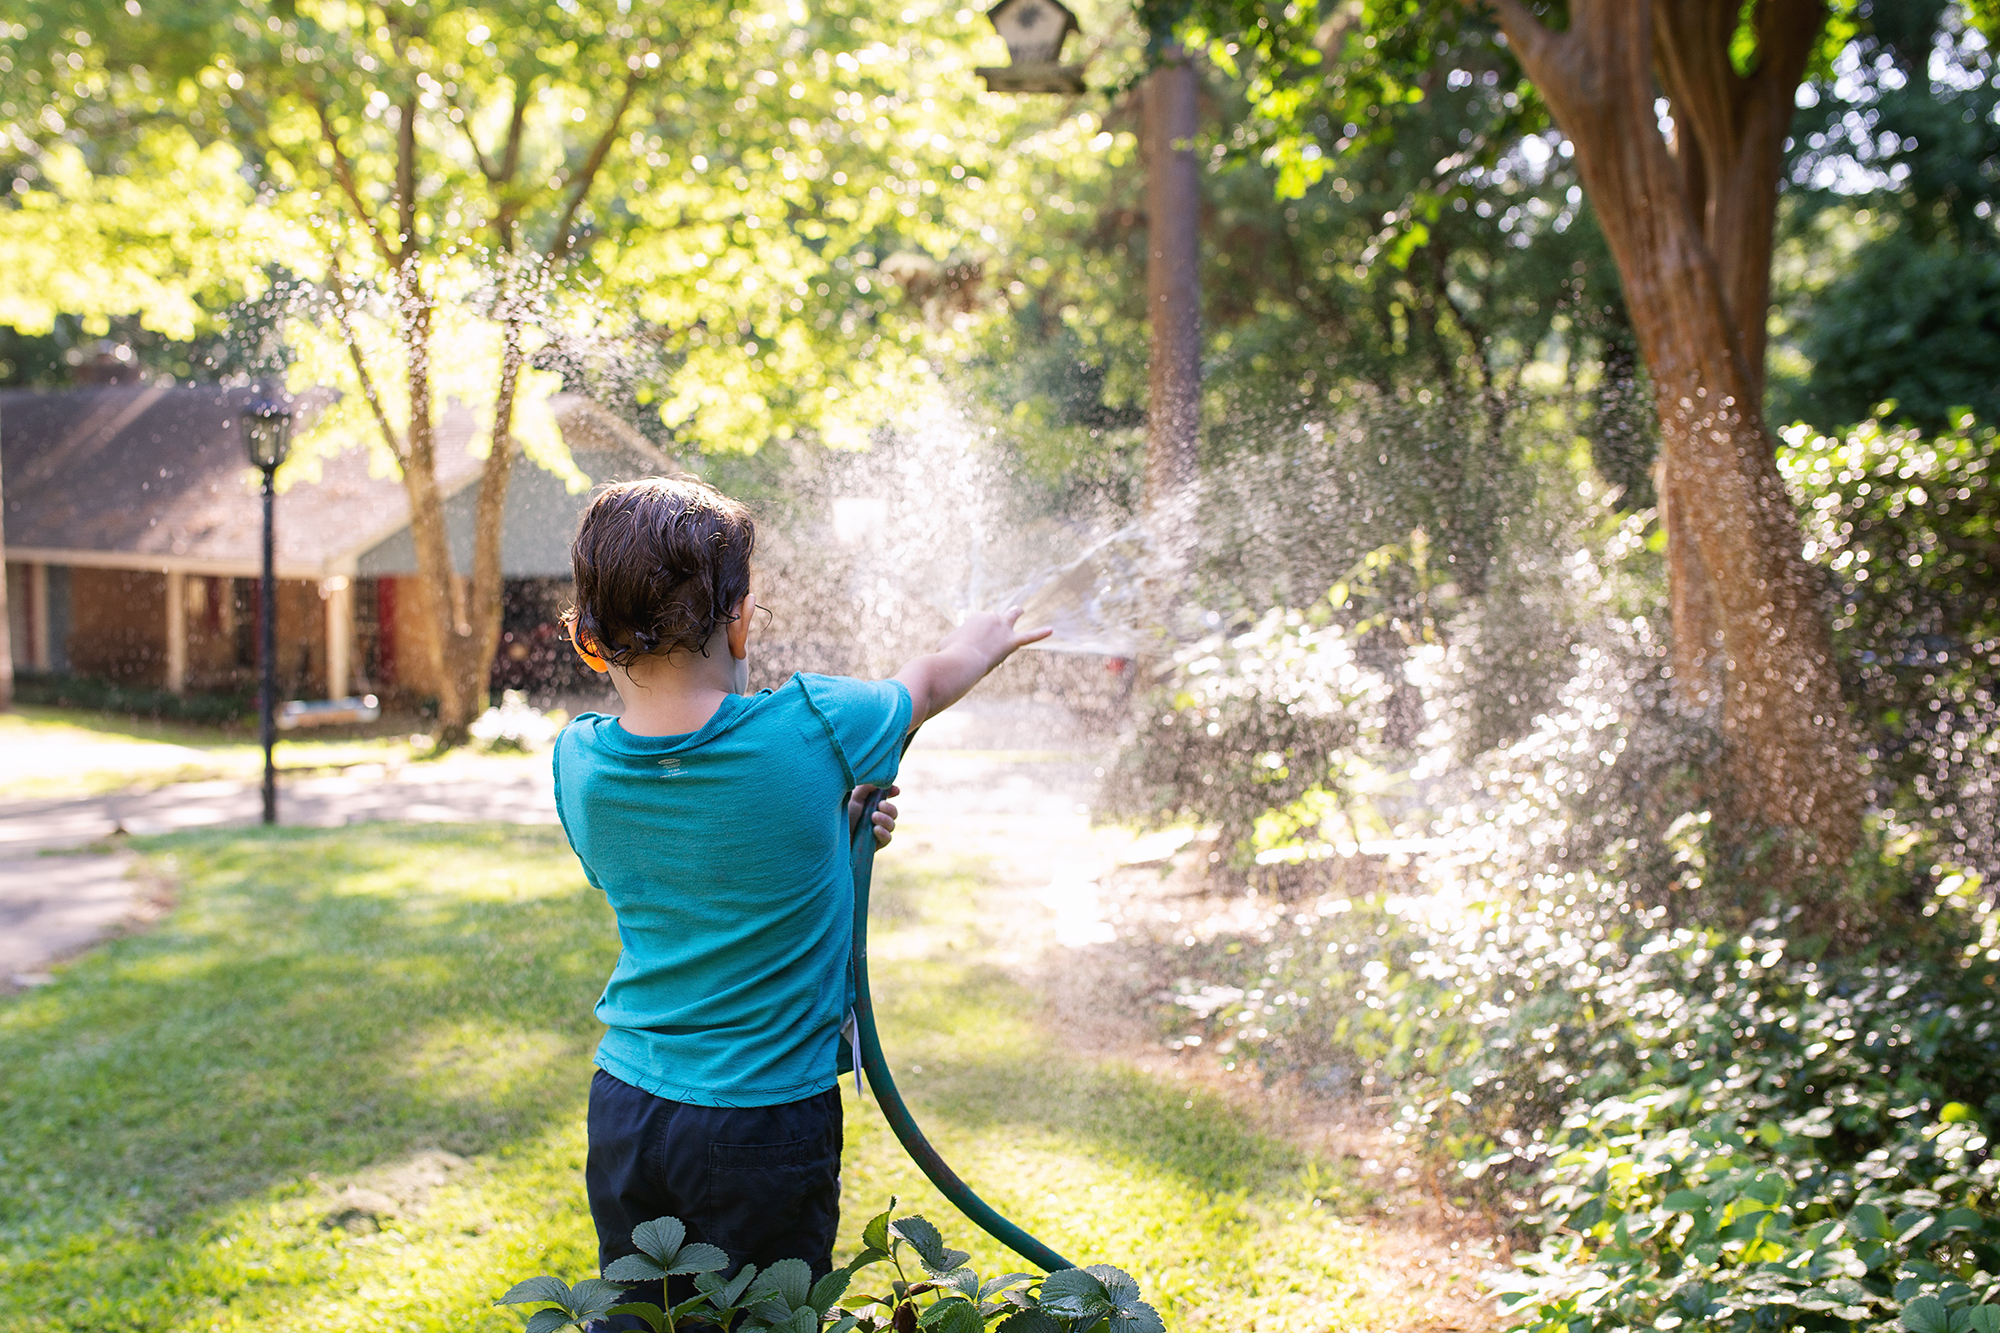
[1,383,485,579]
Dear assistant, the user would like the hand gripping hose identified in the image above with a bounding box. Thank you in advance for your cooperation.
[848,787,1078,1274]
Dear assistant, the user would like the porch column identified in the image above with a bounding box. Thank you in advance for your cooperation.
[27,562,51,669]
[164,569,187,694]
[324,576,352,700]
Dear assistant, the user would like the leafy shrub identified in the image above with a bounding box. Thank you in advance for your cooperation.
[1781,414,2000,886]
[1149,858,2000,1332]
[470,690,565,753]
[498,1200,1161,1333]
[12,671,253,725]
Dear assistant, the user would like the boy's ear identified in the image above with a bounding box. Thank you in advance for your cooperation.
[726,593,755,662]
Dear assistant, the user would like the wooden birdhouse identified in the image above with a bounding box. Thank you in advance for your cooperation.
[976,0,1086,94]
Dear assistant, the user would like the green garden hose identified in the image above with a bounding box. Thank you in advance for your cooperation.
[848,786,1078,1275]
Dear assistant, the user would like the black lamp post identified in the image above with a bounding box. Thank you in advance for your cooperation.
[244,396,293,826]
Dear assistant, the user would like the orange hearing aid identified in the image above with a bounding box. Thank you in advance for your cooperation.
[570,632,610,674]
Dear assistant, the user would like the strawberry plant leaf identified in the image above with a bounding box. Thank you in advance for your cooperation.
[500,1276,573,1307]
[605,1254,667,1283]
[525,1310,577,1333]
[811,1265,855,1314]
[631,1218,688,1266]
[721,1265,760,1308]
[1084,1266,1140,1307]
[750,1257,813,1310]
[864,1201,896,1254]
[891,1216,970,1275]
[845,1246,891,1276]
[994,1311,1063,1333]
[1110,1298,1166,1333]
[666,1242,731,1277]
[1038,1269,1112,1323]
[1904,1297,1951,1333]
[979,1274,1036,1301]
[1083,1265,1160,1333]
[567,1278,633,1317]
[671,1293,717,1319]
[606,1302,667,1333]
[916,1296,983,1333]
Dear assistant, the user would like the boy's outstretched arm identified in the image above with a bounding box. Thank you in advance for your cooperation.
[892,607,1051,731]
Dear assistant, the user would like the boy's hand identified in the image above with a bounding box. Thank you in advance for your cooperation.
[847,784,900,848]
[937,606,1052,668]
[894,606,1052,730]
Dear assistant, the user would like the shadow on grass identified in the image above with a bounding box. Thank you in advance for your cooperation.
[868,956,1312,1201]
[0,824,612,1249]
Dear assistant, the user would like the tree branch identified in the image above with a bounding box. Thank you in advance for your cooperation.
[545,70,644,269]
[498,78,533,183]
[311,98,402,269]
[453,96,499,182]
[1483,0,1568,84]
[396,89,420,256]
[325,251,409,466]
[473,80,537,254]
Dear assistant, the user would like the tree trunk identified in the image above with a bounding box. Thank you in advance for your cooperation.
[442,306,529,737]
[393,267,474,739]
[1491,0,1862,864]
[0,417,13,712]
[1143,49,1202,524]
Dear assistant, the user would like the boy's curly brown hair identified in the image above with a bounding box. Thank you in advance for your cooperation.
[565,476,756,665]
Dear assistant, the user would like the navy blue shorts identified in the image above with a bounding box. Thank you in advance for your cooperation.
[585,1068,843,1322]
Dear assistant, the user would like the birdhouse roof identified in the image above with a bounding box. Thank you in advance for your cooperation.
[986,0,1080,42]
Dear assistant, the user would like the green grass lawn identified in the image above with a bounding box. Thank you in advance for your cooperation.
[0,824,1399,1332]
[0,706,432,799]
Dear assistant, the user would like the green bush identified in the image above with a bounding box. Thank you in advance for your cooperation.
[1780,414,2000,886]
[1149,857,2000,1332]
[12,672,254,725]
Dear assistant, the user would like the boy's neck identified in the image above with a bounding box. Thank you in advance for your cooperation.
[610,638,748,737]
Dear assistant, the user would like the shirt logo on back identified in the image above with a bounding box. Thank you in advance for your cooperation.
[658,756,685,776]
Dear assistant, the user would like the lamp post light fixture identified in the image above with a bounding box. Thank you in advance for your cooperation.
[975,0,1086,93]
[244,395,293,826]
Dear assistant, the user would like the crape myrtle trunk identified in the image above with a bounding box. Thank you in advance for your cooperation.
[393,282,523,748]
[1490,0,1862,863]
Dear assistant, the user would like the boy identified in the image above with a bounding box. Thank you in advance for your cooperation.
[553,476,1047,1318]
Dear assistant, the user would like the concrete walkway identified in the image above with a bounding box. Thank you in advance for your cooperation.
[0,758,558,987]
[0,763,558,855]
[0,851,142,984]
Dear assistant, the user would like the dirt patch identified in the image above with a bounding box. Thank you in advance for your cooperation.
[315,1149,475,1233]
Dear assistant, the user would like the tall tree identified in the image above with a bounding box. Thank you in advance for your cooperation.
[10,0,704,739]
[1491,2,1862,860]
[1170,0,1870,864]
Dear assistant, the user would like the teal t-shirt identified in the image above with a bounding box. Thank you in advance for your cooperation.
[553,672,911,1107]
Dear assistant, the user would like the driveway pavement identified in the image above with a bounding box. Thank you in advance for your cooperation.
[0,756,559,987]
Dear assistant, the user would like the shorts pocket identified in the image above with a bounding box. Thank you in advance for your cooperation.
[707,1135,818,1172]
[700,1134,840,1260]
